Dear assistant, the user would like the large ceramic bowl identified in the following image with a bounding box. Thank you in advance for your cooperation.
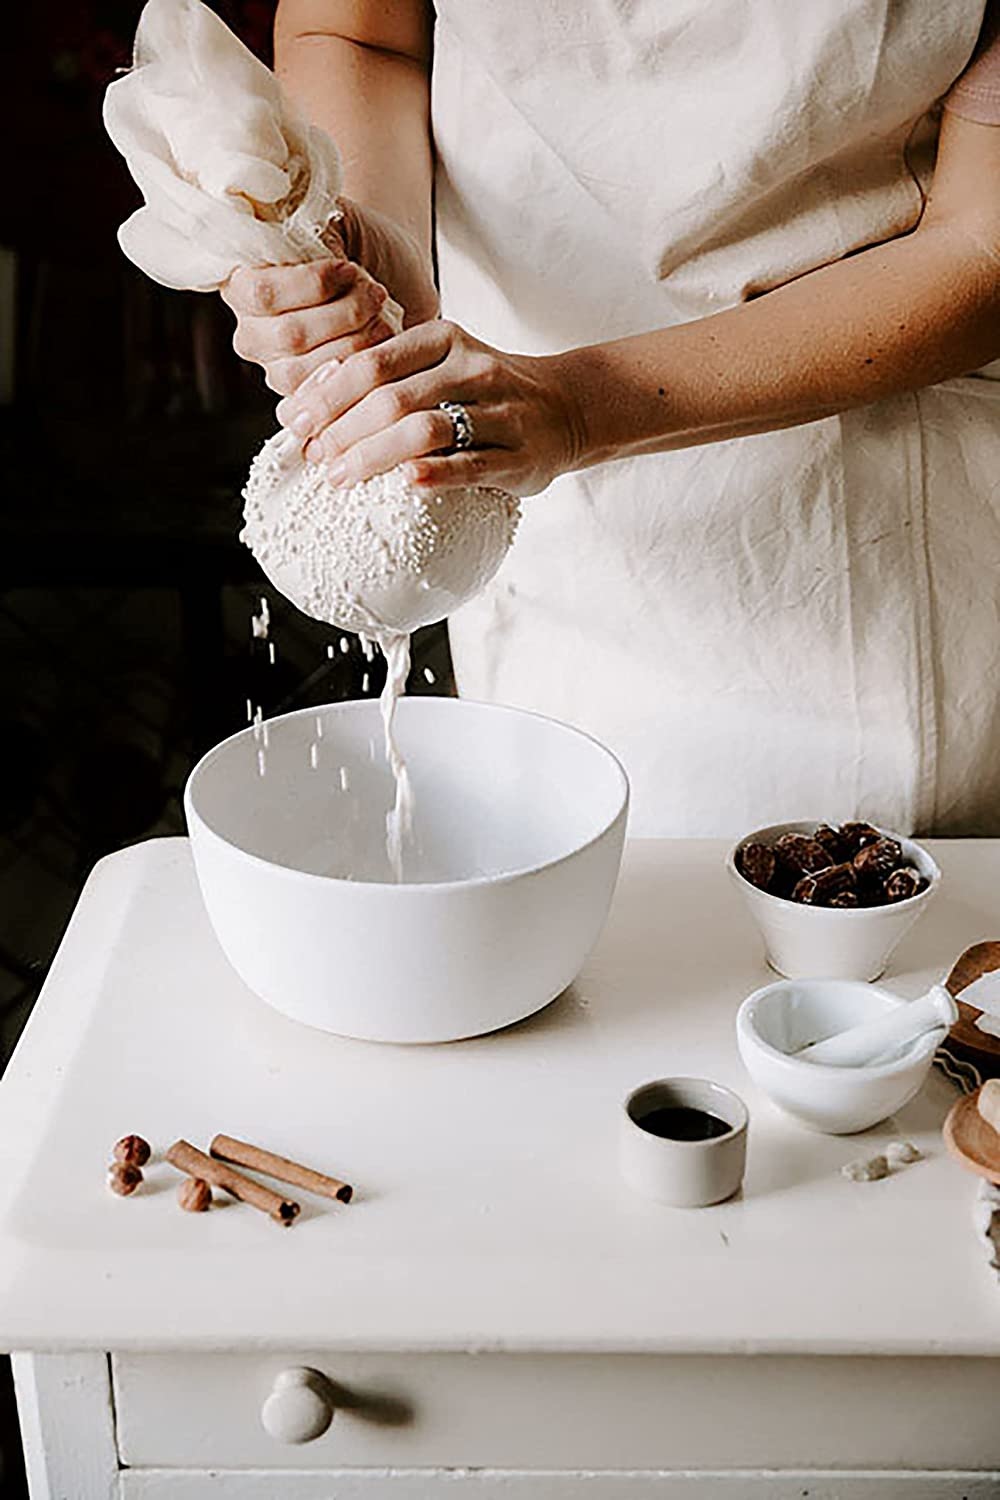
[185,698,629,1043]
[727,821,940,981]
[736,978,941,1134]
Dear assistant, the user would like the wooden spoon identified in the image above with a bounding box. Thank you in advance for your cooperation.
[943,1088,1000,1185]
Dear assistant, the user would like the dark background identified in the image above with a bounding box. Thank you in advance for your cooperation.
[0,4,451,1489]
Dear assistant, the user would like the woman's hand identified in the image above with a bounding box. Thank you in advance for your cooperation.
[274,319,585,497]
[221,197,439,397]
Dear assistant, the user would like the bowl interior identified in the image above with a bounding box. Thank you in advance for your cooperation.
[744,980,926,1061]
[186,697,628,886]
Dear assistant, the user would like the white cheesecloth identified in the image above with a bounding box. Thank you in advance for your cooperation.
[434,0,1000,837]
[103,0,518,641]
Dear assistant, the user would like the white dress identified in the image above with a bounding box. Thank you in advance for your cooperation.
[431,0,1000,837]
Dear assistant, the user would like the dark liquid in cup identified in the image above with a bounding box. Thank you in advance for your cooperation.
[635,1106,731,1141]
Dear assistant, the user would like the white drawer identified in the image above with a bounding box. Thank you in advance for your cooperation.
[113,1351,1000,1471]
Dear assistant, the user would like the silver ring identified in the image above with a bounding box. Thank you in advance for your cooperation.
[438,400,475,451]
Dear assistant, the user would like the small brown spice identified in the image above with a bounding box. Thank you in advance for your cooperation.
[114,1134,151,1168]
[177,1177,212,1213]
[166,1139,300,1226]
[107,1161,143,1197]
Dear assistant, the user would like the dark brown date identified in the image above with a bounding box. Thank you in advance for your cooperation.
[852,837,903,881]
[737,841,776,892]
[774,832,831,876]
[883,868,925,903]
[813,824,849,864]
[827,890,859,908]
[791,862,856,906]
[838,821,882,857]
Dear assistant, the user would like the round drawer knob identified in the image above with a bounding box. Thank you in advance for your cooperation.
[261,1367,336,1444]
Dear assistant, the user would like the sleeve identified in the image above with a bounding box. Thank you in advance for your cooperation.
[944,1,1000,123]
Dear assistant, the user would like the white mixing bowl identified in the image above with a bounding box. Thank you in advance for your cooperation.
[184,698,629,1043]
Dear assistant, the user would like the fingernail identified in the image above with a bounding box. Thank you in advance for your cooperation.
[287,410,313,438]
[326,458,347,484]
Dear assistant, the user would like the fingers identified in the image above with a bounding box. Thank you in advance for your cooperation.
[276,320,456,437]
[262,312,398,396]
[404,450,512,492]
[318,408,459,487]
[317,409,513,492]
[222,257,354,317]
[232,276,392,363]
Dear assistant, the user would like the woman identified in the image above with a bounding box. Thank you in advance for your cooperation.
[223,1,1000,837]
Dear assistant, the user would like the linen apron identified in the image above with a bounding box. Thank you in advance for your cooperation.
[431,0,1000,837]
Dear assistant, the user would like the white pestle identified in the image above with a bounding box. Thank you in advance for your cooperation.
[795,984,958,1067]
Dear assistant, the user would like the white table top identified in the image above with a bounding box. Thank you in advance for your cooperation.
[0,835,996,1356]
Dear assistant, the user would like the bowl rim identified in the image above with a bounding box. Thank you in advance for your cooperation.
[725,820,941,915]
[736,979,943,1078]
[184,695,630,893]
[622,1076,749,1144]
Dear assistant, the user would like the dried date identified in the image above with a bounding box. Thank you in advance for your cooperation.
[839,821,882,857]
[791,862,857,906]
[852,837,903,882]
[736,841,776,892]
[774,832,831,876]
[813,824,849,864]
[883,868,924,903]
[827,890,859,908]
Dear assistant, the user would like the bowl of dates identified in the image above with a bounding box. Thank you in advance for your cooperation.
[726,821,940,981]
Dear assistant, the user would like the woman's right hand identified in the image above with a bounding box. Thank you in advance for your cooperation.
[221,198,439,398]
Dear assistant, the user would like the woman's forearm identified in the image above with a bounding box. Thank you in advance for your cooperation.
[556,113,1000,469]
[557,217,1000,469]
[274,0,435,259]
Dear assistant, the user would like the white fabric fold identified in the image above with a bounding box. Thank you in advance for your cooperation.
[103,0,344,289]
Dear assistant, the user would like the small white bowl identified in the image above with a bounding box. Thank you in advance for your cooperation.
[736,978,941,1134]
[619,1078,749,1207]
[727,821,940,981]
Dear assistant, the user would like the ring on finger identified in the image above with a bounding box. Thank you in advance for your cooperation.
[438,400,475,452]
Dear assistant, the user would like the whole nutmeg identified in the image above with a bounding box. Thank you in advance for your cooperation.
[177,1177,212,1213]
[107,1161,143,1197]
[114,1134,151,1168]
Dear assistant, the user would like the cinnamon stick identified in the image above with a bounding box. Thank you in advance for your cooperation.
[210,1133,353,1204]
[166,1139,300,1226]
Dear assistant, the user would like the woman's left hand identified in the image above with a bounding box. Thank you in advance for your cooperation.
[274,319,584,497]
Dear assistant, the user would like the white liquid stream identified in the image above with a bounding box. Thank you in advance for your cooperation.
[376,632,414,883]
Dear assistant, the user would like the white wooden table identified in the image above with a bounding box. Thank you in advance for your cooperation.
[1,836,998,1499]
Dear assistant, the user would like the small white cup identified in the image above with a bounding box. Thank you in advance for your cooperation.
[619,1077,749,1208]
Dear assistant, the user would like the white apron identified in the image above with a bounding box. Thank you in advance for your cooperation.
[431,0,1000,837]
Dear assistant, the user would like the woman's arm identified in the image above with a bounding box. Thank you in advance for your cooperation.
[275,0,435,259]
[275,109,1000,493]
[222,0,437,396]
[561,110,1000,467]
